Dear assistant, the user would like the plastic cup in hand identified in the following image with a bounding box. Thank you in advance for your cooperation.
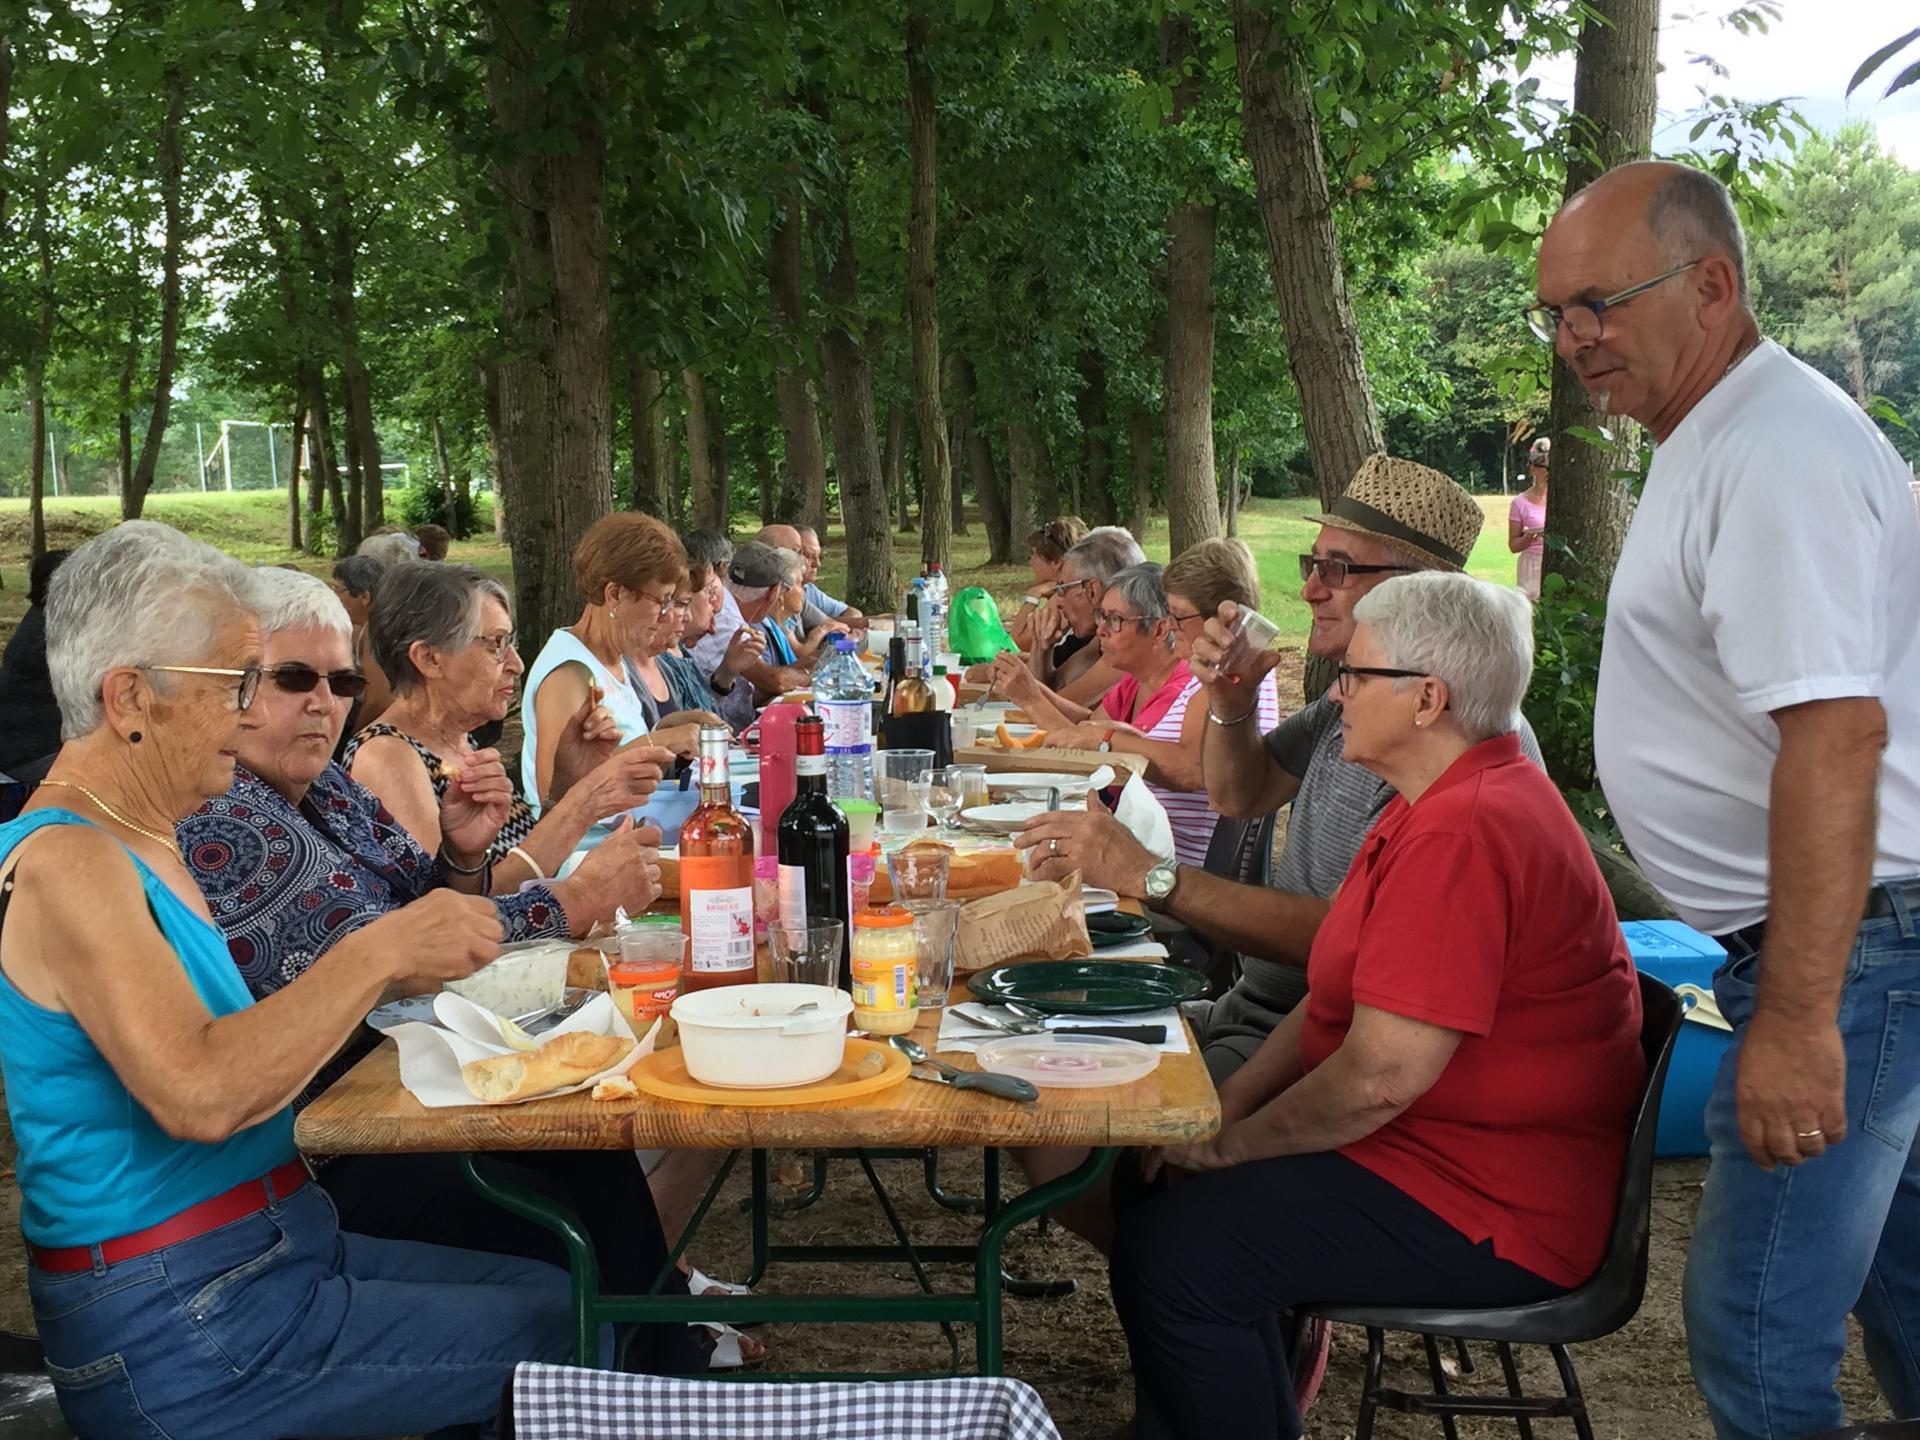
[768,920,845,987]
[877,749,934,834]
[887,844,952,905]
[906,901,963,1009]
[1224,606,1284,683]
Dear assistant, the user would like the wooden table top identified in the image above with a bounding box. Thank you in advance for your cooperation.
[295,1003,1219,1157]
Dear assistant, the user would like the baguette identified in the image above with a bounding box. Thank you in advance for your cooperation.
[462,1030,629,1104]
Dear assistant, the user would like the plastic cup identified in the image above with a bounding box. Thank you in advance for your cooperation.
[768,920,845,987]
[947,764,990,813]
[906,900,963,1008]
[1230,605,1283,654]
[877,749,934,834]
[887,844,952,905]
[834,798,882,853]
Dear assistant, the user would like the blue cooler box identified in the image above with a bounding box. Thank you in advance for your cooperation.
[1622,920,1730,1158]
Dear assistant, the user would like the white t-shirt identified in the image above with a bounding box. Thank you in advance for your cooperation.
[519,628,652,818]
[1595,339,1920,934]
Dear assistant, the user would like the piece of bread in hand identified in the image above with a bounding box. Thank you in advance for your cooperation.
[462,1030,629,1104]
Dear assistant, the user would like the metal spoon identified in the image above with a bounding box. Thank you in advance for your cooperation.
[890,1035,1038,1102]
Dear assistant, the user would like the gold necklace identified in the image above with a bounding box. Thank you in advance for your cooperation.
[39,779,186,866]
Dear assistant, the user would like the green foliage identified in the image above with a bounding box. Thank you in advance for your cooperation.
[1522,566,1620,848]
[395,466,477,538]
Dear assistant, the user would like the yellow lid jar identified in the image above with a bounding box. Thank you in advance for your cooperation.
[850,907,919,1036]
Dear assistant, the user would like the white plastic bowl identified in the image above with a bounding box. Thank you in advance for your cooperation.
[444,943,570,1019]
[670,983,853,1089]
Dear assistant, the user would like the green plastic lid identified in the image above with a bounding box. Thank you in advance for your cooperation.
[832,798,882,814]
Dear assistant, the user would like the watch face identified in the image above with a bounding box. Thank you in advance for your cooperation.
[1146,864,1176,900]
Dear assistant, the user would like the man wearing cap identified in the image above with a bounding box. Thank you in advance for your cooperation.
[1510,437,1550,599]
[1019,456,1542,1084]
[1537,161,1920,1440]
[689,541,810,704]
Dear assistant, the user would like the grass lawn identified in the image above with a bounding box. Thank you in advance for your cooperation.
[0,488,1523,648]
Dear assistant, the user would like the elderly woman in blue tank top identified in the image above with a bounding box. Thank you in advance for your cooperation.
[0,522,588,1440]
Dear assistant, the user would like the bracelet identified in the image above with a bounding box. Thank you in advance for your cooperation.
[506,845,546,880]
[438,844,490,877]
[1208,700,1259,728]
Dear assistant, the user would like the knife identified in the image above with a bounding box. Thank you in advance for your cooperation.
[1048,1023,1167,1044]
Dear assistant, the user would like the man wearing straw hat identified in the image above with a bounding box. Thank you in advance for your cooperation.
[1020,455,1543,1085]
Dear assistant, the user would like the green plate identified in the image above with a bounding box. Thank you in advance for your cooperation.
[1085,912,1153,949]
[967,960,1207,1015]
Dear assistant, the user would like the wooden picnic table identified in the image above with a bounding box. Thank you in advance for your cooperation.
[295,866,1219,1378]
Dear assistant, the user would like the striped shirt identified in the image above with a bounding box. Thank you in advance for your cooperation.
[1107,664,1284,868]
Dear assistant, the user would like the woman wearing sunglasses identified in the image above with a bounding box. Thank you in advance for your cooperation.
[175,568,709,1375]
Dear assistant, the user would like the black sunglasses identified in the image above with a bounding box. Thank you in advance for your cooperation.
[267,663,369,700]
[1299,555,1415,588]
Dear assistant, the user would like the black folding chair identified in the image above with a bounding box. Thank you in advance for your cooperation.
[0,1332,77,1438]
[1300,973,1684,1440]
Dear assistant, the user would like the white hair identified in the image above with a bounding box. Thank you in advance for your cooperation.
[357,531,422,564]
[1064,526,1145,584]
[46,520,258,740]
[251,567,351,641]
[1351,572,1534,743]
[1646,165,1749,307]
[1104,563,1168,623]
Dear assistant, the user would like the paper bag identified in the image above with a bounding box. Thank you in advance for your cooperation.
[953,872,1090,972]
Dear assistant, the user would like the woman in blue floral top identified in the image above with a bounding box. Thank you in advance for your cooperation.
[180,569,706,1375]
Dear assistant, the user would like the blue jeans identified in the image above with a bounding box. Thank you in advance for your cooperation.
[28,1178,592,1439]
[1684,883,1920,1440]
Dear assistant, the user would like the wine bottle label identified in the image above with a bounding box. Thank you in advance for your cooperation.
[796,752,827,777]
[686,885,754,972]
[817,699,870,753]
[776,863,808,923]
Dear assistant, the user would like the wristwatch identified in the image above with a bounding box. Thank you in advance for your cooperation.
[1144,861,1179,906]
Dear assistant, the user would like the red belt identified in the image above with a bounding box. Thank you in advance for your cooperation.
[28,1160,312,1273]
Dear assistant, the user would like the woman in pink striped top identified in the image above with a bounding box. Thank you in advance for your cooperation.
[1019,542,1283,867]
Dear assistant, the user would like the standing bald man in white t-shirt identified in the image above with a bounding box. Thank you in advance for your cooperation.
[1537,161,1920,1440]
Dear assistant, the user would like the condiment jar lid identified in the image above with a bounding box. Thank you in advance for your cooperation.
[853,906,914,929]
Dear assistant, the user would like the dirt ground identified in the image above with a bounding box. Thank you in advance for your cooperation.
[0,1107,1892,1439]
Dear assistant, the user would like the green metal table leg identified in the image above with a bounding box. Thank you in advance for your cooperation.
[975,1147,1116,1373]
[745,1148,773,1289]
[459,1153,603,1367]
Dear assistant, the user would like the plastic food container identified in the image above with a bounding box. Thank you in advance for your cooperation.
[976,1032,1160,1088]
[670,983,853,1088]
[444,943,570,1019]
[850,907,919,1036]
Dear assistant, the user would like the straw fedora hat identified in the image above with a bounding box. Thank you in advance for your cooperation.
[1309,454,1484,571]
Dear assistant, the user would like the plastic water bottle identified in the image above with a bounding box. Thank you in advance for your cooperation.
[923,564,949,660]
[814,636,874,802]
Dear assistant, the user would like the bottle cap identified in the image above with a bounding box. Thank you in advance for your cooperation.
[853,906,914,929]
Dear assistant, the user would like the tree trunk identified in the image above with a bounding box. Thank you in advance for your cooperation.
[288,406,307,551]
[123,64,188,521]
[432,414,457,534]
[1129,403,1155,541]
[1076,351,1115,526]
[683,368,722,530]
[906,12,953,572]
[952,355,1008,562]
[1224,443,1243,536]
[1544,0,1659,588]
[481,0,622,642]
[666,415,684,528]
[310,375,352,555]
[883,405,911,532]
[950,411,969,534]
[624,348,667,515]
[1006,423,1037,536]
[807,93,897,612]
[301,404,324,555]
[769,194,828,532]
[482,357,506,543]
[1233,4,1382,511]
[25,140,51,558]
[341,383,366,548]
[1160,17,1221,557]
[753,426,774,525]
[116,291,141,500]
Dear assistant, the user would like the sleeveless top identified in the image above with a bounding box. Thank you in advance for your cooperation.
[0,810,297,1246]
[341,724,539,863]
[1510,492,1547,600]
[520,628,653,817]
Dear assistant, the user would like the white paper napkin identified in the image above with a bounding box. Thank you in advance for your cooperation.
[936,1004,1191,1055]
[390,992,656,1108]
[1111,773,1175,864]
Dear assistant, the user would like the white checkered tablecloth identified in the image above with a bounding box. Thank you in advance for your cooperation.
[509,1365,1063,1440]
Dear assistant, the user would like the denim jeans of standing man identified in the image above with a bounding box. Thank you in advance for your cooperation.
[1685,881,1920,1440]
[28,1180,598,1440]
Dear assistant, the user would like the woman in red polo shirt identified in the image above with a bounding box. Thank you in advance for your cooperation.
[1108,572,1645,1440]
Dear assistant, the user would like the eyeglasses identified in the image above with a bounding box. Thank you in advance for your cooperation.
[1334,663,1429,698]
[1525,259,1699,346]
[1053,578,1095,599]
[1298,555,1415,588]
[1095,608,1155,634]
[474,630,518,661]
[142,665,263,712]
[266,663,368,700]
[1166,610,1208,631]
[635,587,682,614]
